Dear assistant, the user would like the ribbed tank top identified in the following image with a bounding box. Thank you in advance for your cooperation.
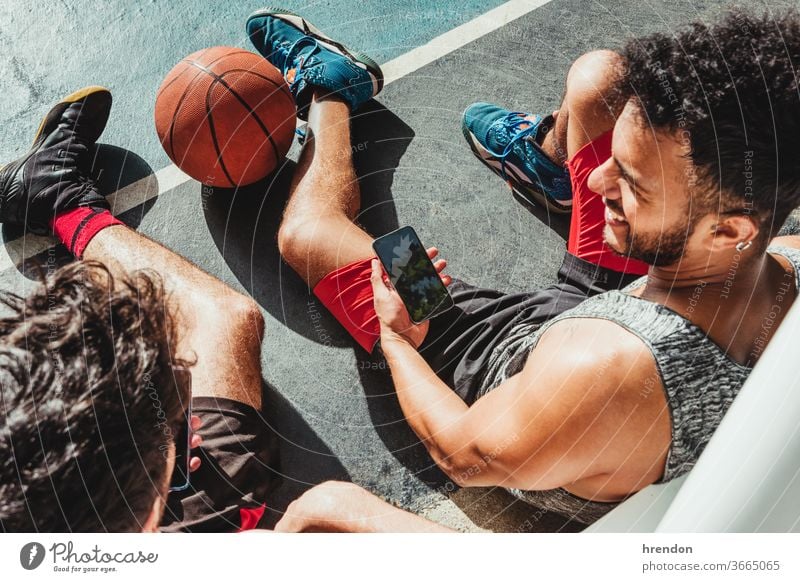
[478,245,800,524]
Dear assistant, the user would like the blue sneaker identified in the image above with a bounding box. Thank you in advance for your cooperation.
[247,8,383,119]
[462,102,572,214]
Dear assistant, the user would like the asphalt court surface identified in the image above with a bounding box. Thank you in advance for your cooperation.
[1,0,794,531]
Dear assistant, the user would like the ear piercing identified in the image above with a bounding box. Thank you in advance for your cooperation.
[735,240,752,252]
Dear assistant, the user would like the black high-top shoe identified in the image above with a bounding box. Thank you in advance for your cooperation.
[0,86,113,234]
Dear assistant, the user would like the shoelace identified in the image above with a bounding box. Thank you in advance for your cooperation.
[280,36,322,95]
[498,112,542,181]
[74,172,99,195]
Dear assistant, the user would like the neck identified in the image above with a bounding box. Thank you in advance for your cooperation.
[644,250,769,297]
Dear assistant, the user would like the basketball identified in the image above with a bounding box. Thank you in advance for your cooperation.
[154,46,296,188]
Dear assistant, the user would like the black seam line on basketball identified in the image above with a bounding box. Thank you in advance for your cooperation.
[186,60,282,167]
[70,209,103,253]
[220,68,295,110]
[216,69,286,160]
[156,49,254,100]
[203,78,236,188]
[188,60,281,162]
[163,51,255,160]
[167,67,207,162]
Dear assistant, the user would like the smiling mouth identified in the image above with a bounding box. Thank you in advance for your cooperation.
[605,206,628,225]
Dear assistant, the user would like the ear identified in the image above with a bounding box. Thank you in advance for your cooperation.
[704,213,760,253]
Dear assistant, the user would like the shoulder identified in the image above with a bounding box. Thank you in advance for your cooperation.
[513,317,670,480]
[520,317,662,406]
[770,235,800,251]
[532,316,652,369]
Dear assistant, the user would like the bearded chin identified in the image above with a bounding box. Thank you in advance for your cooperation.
[618,227,690,267]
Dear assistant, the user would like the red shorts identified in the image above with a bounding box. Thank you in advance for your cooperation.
[566,130,649,274]
[313,131,648,354]
[313,258,381,353]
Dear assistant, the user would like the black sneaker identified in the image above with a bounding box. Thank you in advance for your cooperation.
[0,86,113,234]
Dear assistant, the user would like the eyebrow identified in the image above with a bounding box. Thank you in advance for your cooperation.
[613,156,648,194]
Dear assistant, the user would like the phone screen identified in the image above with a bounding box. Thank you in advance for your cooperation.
[169,401,192,493]
[372,226,454,323]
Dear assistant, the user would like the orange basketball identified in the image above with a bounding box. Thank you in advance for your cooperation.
[155,46,296,188]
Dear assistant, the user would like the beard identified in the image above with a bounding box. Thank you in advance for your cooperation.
[604,208,695,267]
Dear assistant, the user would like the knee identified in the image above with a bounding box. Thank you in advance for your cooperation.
[234,294,265,340]
[565,50,626,115]
[277,215,317,269]
[214,291,265,346]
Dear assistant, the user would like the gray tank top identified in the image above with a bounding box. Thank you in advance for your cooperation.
[478,245,800,524]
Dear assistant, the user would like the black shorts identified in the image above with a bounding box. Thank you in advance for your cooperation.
[159,396,277,532]
[415,253,642,403]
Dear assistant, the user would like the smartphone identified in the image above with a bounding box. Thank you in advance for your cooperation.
[169,400,192,493]
[372,226,454,323]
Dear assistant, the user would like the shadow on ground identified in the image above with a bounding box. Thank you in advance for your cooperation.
[357,358,451,489]
[447,488,586,532]
[202,100,457,506]
[512,191,571,240]
[203,100,413,345]
[260,383,350,528]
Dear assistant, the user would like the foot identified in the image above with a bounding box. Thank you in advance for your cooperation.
[247,8,383,119]
[462,102,572,214]
[0,86,112,234]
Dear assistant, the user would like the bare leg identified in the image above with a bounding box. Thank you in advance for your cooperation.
[540,50,627,164]
[278,92,374,288]
[279,52,628,287]
[83,226,264,409]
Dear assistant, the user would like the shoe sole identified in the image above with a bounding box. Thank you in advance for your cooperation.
[2,85,111,170]
[31,86,112,148]
[461,119,572,215]
[247,7,384,97]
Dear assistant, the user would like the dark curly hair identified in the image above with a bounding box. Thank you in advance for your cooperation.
[620,9,800,238]
[0,261,188,532]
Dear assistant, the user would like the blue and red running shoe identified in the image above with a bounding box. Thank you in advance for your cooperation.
[462,102,572,214]
[247,8,383,119]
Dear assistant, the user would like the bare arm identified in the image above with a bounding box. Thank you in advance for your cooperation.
[275,481,453,533]
[370,260,669,494]
[382,320,665,489]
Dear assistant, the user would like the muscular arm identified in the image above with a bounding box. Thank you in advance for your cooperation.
[381,319,669,494]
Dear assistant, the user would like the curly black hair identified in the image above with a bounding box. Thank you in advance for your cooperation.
[0,261,188,532]
[620,9,800,238]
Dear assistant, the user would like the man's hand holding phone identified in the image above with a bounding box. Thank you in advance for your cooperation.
[369,246,451,349]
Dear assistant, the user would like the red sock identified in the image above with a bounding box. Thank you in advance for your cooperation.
[49,207,124,258]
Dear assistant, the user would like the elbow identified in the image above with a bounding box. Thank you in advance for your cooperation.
[429,442,492,486]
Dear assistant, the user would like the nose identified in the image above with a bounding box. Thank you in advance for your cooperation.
[587,156,620,201]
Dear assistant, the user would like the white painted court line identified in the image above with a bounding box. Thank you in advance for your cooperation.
[382,0,553,82]
[0,0,551,273]
[0,163,191,272]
